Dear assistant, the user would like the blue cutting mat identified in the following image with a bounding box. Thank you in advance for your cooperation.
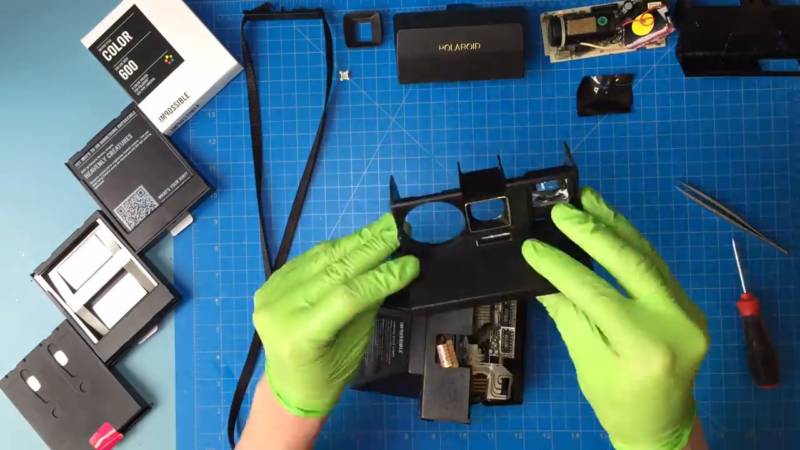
[171,1,800,448]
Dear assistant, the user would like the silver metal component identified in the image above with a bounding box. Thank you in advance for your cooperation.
[531,185,570,207]
[677,182,787,255]
[475,305,492,328]
[732,238,747,293]
[477,232,511,246]
[471,362,512,401]
[466,343,485,366]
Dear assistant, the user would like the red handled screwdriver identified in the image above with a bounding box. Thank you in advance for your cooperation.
[732,238,780,388]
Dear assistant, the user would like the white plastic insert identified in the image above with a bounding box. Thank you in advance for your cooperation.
[34,219,158,342]
[26,375,41,392]
[53,350,69,367]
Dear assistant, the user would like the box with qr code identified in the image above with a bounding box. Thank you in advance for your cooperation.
[67,103,212,253]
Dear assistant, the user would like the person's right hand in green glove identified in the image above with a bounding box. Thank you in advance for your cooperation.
[522,187,710,450]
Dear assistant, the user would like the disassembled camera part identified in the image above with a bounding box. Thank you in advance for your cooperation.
[343,11,382,48]
[386,143,593,315]
[352,300,526,423]
[577,74,635,117]
[472,362,513,401]
[674,0,800,76]
[541,0,673,63]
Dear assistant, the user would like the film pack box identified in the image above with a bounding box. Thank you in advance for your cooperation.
[82,0,241,135]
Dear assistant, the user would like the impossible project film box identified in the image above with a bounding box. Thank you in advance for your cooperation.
[82,0,241,135]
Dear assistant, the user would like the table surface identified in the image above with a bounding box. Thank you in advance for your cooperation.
[172,1,800,450]
[0,1,177,449]
[2,0,799,449]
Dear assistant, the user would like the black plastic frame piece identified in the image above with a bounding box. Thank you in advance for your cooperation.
[67,104,212,254]
[577,74,634,117]
[32,211,178,365]
[1,321,149,450]
[386,143,592,315]
[675,0,800,76]
[344,11,382,48]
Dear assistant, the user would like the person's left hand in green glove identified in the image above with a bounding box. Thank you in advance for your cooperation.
[238,214,419,450]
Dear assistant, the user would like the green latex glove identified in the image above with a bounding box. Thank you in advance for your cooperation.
[253,213,420,417]
[522,187,709,450]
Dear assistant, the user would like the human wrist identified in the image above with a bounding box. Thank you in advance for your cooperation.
[237,377,326,450]
[682,417,708,450]
[266,364,331,418]
[609,407,698,450]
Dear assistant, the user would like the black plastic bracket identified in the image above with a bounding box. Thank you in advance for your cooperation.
[675,0,800,76]
[343,11,382,48]
[386,143,592,315]
[243,3,324,21]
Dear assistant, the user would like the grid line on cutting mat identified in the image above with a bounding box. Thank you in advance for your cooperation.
[171,1,800,449]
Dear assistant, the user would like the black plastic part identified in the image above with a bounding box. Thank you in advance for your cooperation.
[675,0,800,77]
[385,146,592,315]
[32,211,178,365]
[421,308,474,423]
[741,315,781,388]
[547,16,563,48]
[393,6,526,84]
[350,308,422,399]
[67,103,212,254]
[577,74,634,117]
[0,321,150,450]
[343,11,382,48]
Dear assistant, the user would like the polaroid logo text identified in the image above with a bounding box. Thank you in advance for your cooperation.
[438,43,481,51]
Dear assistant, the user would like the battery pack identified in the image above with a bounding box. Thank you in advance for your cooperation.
[81,0,242,135]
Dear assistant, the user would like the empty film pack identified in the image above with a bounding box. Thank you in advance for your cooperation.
[33,211,178,365]
[68,103,211,253]
[81,0,242,135]
[1,321,149,450]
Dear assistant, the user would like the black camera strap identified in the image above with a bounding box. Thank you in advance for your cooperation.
[227,3,333,448]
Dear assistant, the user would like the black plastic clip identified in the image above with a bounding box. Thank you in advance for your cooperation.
[243,3,324,21]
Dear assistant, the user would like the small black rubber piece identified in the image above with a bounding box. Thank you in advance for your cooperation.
[343,11,382,48]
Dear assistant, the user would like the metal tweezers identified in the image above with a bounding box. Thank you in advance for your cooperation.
[676,182,788,255]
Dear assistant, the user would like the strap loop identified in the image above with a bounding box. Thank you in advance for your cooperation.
[227,4,334,448]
